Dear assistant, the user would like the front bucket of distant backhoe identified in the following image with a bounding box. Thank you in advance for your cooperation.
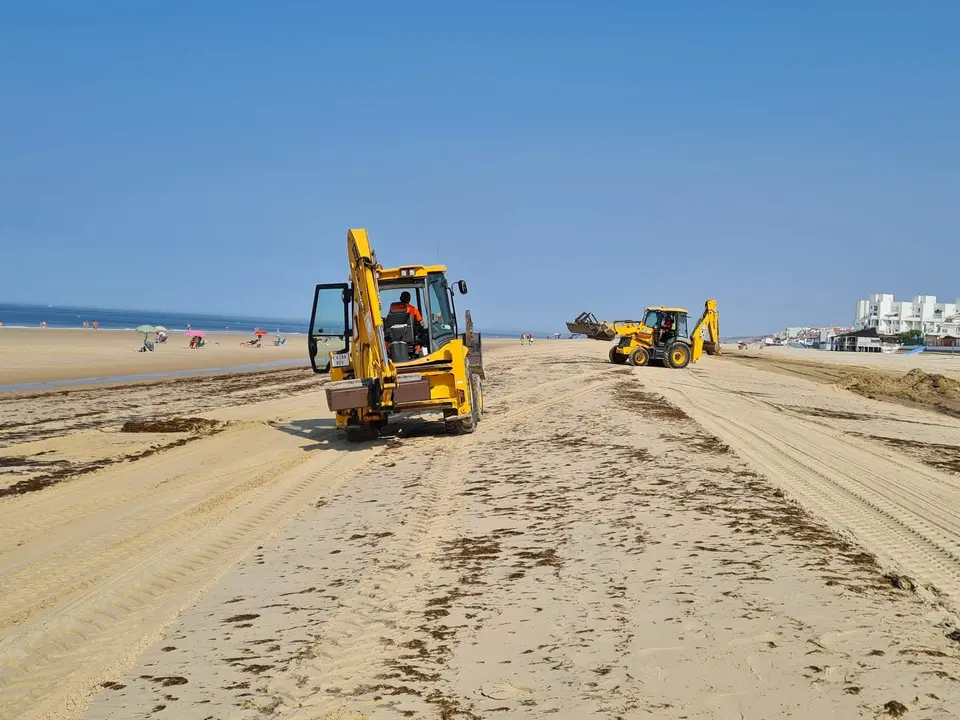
[566,312,617,341]
[703,342,720,356]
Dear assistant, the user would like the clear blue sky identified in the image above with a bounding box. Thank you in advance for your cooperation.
[1,1,957,335]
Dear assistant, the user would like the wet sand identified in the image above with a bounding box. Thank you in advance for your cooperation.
[2,341,960,719]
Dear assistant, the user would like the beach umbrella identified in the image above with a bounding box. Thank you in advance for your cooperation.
[154,325,167,332]
[185,330,206,337]
[254,330,268,336]
[136,324,156,334]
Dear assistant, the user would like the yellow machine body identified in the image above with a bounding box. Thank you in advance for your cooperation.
[308,229,483,440]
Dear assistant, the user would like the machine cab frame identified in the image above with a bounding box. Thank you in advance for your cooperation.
[308,269,475,373]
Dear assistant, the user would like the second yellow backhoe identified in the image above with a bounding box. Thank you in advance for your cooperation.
[567,300,721,368]
[308,229,483,441]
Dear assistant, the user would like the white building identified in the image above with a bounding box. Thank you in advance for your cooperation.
[855,294,960,337]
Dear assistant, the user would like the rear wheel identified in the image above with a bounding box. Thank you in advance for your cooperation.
[666,342,691,369]
[628,347,650,367]
[609,346,627,364]
[471,374,484,421]
[448,371,478,434]
[346,425,380,443]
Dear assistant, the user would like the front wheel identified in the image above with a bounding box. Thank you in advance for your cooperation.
[666,342,692,369]
[629,347,650,367]
[609,346,627,364]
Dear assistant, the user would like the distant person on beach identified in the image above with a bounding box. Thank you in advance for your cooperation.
[40,321,47,328]
[92,320,99,329]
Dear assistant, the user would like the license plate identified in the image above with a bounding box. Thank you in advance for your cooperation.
[330,352,350,368]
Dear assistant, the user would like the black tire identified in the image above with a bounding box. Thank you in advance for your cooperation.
[471,374,483,421]
[609,346,627,364]
[628,347,650,367]
[448,371,478,434]
[346,425,380,443]
[666,342,692,369]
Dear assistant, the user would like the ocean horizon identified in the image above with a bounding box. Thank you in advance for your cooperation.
[0,302,564,338]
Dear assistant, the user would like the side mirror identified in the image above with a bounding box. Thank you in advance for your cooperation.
[457,280,468,295]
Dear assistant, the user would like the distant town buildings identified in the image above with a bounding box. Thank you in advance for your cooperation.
[854,294,960,337]
[765,325,852,348]
[755,293,960,353]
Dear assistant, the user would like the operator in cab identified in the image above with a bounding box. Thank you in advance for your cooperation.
[388,291,428,352]
[389,291,423,326]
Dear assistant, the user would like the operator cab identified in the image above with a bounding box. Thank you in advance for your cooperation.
[306,266,470,373]
[643,308,689,347]
[379,272,459,363]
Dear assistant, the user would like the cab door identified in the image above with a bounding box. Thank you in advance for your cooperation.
[308,283,351,374]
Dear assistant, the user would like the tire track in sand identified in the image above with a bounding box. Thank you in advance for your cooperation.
[0,441,385,720]
[2,355,604,720]
[266,376,604,718]
[661,377,960,605]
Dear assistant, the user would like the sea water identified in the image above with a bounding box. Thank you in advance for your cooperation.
[0,302,308,334]
[0,302,560,338]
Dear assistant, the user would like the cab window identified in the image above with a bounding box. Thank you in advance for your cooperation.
[643,310,661,327]
[427,273,455,345]
[380,286,424,318]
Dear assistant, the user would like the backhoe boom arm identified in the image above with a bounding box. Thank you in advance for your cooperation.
[346,229,393,387]
[690,299,720,361]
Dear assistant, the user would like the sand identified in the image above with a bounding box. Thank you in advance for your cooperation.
[731,344,960,382]
[0,328,308,386]
[2,341,960,719]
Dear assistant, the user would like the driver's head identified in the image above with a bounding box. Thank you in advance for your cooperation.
[400,291,411,304]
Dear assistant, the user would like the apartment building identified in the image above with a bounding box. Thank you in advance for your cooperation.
[855,294,960,337]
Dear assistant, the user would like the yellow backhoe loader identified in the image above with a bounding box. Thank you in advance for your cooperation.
[567,300,721,368]
[308,229,484,441]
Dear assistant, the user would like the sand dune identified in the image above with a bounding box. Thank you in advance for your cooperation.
[2,342,960,719]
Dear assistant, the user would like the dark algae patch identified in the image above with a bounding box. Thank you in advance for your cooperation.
[224,614,260,623]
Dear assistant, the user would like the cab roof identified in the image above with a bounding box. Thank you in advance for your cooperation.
[645,306,688,313]
[379,264,447,281]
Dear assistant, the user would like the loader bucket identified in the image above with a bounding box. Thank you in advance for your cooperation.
[566,312,618,341]
[703,341,720,356]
